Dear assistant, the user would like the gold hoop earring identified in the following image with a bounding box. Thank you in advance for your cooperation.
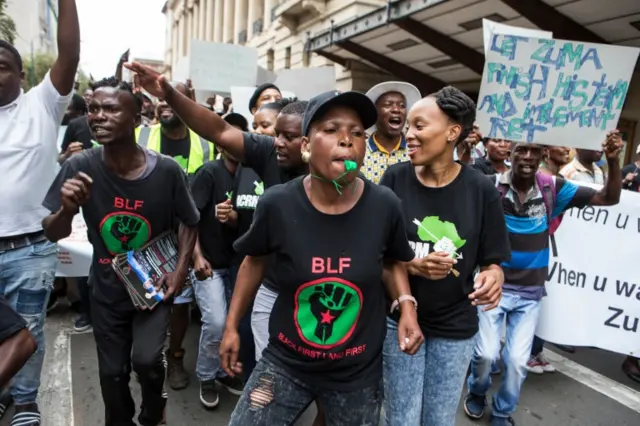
[301,151,311,163]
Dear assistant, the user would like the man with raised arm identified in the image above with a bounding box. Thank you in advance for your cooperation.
[0,1,80,424]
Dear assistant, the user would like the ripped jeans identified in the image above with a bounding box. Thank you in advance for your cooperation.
[0,239,57,405]
[229,357,382,426]
[193,269,230,381]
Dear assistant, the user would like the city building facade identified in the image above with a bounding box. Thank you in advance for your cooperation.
[6,0,58,56]
[163,0,640,159]
[162,0,393,91]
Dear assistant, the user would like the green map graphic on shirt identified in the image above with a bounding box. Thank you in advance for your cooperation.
[171,155,189,172]
[99,213,151,255]
[294,278,362,349]
[415,216,466,254]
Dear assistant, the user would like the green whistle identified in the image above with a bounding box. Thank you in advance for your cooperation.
[344,160,357,171]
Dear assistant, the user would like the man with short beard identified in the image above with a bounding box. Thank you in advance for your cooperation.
[134,82,215,391]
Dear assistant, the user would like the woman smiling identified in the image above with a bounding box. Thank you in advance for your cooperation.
[380,86,510,426]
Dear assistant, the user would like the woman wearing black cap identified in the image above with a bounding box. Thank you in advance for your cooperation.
[219,90,423,425]
[379,87,510,426]
[125,62,309,374]
[249,83,282,115]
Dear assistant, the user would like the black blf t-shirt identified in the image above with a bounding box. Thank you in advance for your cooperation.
[190,160,237,269]
[42,147,200,307]
[380,163,511,339]
[233,176,414,389]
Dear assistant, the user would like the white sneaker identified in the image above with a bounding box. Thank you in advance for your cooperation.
[526,356,544,374]
[536,352,557,373]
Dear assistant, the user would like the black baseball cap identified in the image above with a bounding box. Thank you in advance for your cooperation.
[224,113,249,132]
[302,90,378,137]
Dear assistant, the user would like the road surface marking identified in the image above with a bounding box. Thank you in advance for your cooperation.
[546,350,640,414]
[40,318,74,426]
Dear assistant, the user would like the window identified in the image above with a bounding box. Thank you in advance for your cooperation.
[267,49,275,71]
[285,47,291,69]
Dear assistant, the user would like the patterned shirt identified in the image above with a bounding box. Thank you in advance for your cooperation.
[494,171,596,300]
[362,133,409,184]
[559,158,605,184]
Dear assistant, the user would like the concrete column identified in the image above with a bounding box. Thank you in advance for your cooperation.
[194,9,198,38]
[191,7,198,41]
[172,23,179,63]
[178,15,185,57]
[223,0,235,43]
[234,0,248,44]
[205,0,214,40]
[263,0,275,31]
[199,2,207,39]
[247,0,263,39]
[214,0,224,42]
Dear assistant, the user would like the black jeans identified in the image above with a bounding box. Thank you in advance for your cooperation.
[229,357,382,426]
[531,335,545,356]
[76,277,91,320]
[91,297,170,426]
[228,263,256,382]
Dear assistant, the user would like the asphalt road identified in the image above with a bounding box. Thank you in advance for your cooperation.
[1,310,639,426]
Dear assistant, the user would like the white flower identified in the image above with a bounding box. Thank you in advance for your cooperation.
[434,237,457,257]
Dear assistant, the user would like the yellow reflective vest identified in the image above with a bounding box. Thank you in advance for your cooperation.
[135,125,215,174]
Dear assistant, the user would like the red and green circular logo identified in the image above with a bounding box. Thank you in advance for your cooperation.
[294,278,363,350]
[99,212,151,255]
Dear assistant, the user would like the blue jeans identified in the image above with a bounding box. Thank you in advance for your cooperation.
[0,240,57,404]
[193,269,230,381]
[467,292,541,418]
[383,318,476,426]
[251,284,278,361]
[229,357,382,426]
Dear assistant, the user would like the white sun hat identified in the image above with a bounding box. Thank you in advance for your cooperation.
[365,81,422,132]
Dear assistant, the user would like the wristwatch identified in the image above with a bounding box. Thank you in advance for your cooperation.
[390,295,418,314]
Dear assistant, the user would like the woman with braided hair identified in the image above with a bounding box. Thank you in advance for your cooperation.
[380,86,510,426]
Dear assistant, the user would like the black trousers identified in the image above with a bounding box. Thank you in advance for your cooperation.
[92,296,170,426]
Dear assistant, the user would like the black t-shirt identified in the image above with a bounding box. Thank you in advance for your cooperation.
[234,176,414,389]
[61,116,94,151]
[621,163,640,192]
[231,165,263,238]
[190,160,237,269]
[242,132,307,290]
[42,147,200,306]
[380,163,511,339]
[160,133,191,172]
[472,158,503,175]
[0,296,26,344]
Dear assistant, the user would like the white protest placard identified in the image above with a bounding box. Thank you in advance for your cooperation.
[274,66,336,100]
[476,35,640,149]
[536,186,640,356]
[257,66,277,85]
[482,19,552,55]
[189,40,258,93]
[56,214,92,277]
